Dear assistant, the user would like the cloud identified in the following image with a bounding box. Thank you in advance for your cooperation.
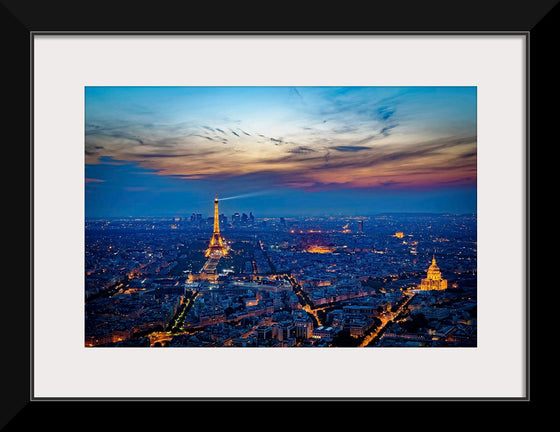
[323,135,477,170]
[287,146,316,154]
[132,152,202,159]
[86,124,475,192]
[380,124,398,136]
[87,127,146,146]
[331,145,371,152]
[344,124,399,147]
[85,87,476,193]
[457,150,477,159]
[192,134,215,141]
[377,106,395,121]
[379,180,407,188]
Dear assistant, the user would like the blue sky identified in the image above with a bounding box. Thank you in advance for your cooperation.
[85,86,476,218]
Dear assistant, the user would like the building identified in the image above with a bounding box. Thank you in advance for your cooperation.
[343,305,376,317]
[418,256,448,291]
[294,319,313,340]
[256,325,273,341]
[205,195,227,258]
[275,322,295,341]
[313,326,338,339]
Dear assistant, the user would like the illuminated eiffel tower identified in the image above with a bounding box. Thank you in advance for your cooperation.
[205,195,227,257]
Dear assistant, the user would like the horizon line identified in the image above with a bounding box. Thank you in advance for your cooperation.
[85,211,477,220]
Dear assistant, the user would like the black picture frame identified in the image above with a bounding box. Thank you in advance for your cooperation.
[2,0,550,427]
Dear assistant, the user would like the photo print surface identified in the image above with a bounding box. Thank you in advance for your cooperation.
[84,86,477,348]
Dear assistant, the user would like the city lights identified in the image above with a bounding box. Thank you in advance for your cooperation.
[85,207,477,348]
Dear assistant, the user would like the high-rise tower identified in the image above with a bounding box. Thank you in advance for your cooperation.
[205,195,227,257]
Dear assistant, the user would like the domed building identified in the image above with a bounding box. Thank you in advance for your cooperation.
[418,256,448,291]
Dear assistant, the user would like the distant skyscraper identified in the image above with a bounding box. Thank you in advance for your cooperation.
[358,220,363,232]
[232,212,241,225]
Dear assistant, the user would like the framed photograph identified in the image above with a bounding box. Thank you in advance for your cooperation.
[3,0,549,425]
[32,35,526,396]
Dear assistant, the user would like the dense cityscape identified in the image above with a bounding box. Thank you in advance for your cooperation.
[85,200,477,348]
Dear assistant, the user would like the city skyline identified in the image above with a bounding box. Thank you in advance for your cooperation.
[85,86,477,218]
[85,212,477,348]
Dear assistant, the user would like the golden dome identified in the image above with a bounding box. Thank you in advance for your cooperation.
[427,256,442,280]
[429,255,439,271]
[418,255,447,291]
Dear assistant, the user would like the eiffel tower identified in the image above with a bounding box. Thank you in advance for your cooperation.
[205,195,227,257]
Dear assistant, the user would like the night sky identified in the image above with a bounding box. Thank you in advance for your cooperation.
[85,86,476,218]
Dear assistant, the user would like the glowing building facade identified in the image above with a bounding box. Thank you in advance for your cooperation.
[418,256,448,291]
